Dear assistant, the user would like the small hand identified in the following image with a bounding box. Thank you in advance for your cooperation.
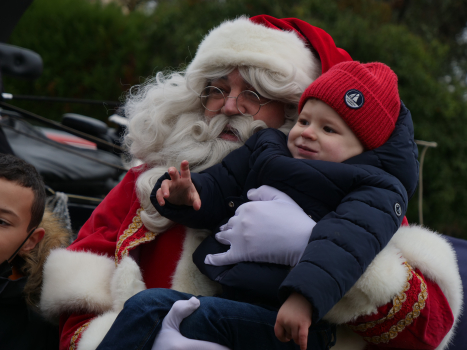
[152,297,231,350]
[275,292,312,350]
[155,160,201,210]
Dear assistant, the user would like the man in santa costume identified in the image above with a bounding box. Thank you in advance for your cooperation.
[40,15,463,350]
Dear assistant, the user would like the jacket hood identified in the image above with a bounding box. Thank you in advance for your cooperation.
[345,101,419,199]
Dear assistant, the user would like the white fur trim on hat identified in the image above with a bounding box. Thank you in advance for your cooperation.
[187,17,321,92]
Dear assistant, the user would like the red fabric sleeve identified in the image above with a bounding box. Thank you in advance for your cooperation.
[69,167,142,257]
[59,312,97,350]
[59,167,143,348]
[348,265,454,349]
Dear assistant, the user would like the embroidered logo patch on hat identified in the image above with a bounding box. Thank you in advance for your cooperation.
[344,89,364,109]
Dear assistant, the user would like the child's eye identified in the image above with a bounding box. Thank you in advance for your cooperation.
[298,119,309,126]
[324,126,335,133]
[0,219,10,227]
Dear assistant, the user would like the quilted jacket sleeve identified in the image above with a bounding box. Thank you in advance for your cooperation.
[276,165,408,323]
[151,133,262,230]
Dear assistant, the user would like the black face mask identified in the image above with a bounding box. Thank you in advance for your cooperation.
[0,227,36,297]
[0,260,13,295]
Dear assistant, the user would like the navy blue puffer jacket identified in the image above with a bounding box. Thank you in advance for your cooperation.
[151,102,418,322]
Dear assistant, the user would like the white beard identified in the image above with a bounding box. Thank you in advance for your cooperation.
[135,112,269,233]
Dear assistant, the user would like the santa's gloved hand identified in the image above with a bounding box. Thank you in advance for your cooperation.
[152,297,231,350]
[205,185,316,267]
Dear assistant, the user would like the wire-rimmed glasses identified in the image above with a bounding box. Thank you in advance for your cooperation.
[199,86,272,116]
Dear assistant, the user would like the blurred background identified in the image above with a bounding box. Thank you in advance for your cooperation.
[4,0,467,238]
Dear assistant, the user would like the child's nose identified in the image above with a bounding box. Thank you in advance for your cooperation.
[301,126,317,140]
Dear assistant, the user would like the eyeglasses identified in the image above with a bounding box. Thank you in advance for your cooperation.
[199,86,273,116]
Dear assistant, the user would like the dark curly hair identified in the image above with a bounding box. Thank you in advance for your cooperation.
[0,154,46,231]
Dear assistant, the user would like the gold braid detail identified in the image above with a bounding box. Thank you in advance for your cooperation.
[69,320,92,350]
[115,208,158,265]
[115,208,144,265]
[120,231,158,260]
[348,262,413,332]
[359,265,428,344]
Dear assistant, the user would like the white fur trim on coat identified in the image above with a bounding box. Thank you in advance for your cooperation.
[171,227,222,297]
[110,256,146,312]
[324,242,407,324]
[40,249,148,318]
[187,17,321,92]
[326,225,462,350]
[77,311,119,350]
[394,225,463,350]
[40,249,116,318]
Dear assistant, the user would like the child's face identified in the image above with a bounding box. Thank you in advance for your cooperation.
[287,99,364,163]
[0,178,34,263]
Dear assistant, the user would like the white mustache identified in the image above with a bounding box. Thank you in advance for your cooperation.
[192,113,267,143]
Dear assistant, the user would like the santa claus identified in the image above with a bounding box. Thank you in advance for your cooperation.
[39,15,462,350]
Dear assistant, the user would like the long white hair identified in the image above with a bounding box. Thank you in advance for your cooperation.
[123,65,304,232]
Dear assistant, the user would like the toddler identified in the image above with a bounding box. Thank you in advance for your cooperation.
[151,61,412,349]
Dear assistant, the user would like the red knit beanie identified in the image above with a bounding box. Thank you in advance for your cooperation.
[298,61,400,150]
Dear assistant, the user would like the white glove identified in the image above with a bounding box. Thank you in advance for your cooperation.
[152,297,231,350]
[204,185,316,267]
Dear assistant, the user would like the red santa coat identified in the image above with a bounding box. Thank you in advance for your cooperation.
[40,168,461,350]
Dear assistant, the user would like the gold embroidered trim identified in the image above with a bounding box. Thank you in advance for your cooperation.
[361,266,428,344]
[348,262,413,333]
[120,230,158,261]
[115,208,144,265]
[69,320,92,350]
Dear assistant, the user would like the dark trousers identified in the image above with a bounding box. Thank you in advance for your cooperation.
[96,288,336,350]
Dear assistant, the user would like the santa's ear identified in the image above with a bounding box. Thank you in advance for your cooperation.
[20,227,45,254]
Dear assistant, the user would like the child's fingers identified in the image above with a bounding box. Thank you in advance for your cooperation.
[180,160,191,179]
[274,322,291,343]
[160,180,172,199]
[192,197,202,211]
[168,167,180,182]
[297,325,309,350]
[155,188,166,206]
[191,190,202,211]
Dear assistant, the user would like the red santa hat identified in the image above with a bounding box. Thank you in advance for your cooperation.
[186,15,352,92]
[298,61,401,150]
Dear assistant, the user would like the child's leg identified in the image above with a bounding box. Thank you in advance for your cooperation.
[179,296,336,350]
[96,288,194,350]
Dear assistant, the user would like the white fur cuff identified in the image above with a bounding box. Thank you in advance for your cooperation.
[40,249,116,318]
[77,311,119,350]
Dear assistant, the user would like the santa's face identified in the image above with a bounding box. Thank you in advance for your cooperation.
[204,69,286,141]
